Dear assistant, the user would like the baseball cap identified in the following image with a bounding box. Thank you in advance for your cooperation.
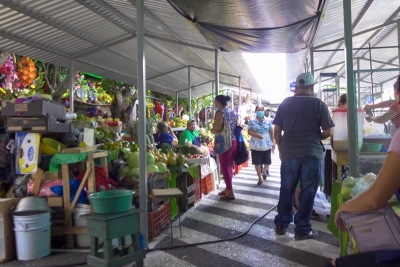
[296,73,315,88]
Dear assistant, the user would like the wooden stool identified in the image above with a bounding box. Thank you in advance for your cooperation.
[152,188,183,246]
[81,209,145,267]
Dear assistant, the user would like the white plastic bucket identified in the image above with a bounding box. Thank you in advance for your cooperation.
[73,204,91,247]
[13,211,51,260]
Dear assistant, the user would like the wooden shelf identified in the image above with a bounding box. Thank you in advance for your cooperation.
[75,99,111,107]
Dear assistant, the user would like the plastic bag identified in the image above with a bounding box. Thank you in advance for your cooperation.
[341,177,360,199]
[350,179,371,198]
[363,173,377,185]
[27,178,62,196]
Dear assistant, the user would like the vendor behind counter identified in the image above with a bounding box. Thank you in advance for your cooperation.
[179,120,201,147]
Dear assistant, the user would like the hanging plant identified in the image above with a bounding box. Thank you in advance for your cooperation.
[17,57,37,87]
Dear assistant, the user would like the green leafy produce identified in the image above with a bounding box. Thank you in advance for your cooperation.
[155,162,168,172]
[161,143,171,152]
[119,166,130,177]
[179,146,188,155]
[147,165,159,174]
[127,151,140,168]
[188,147,201,155]
[146,152,155,165]
[129,167,140,176]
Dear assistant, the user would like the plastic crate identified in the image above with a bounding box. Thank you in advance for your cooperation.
[194,178,202,203]
[201,173,213,195]
[148,201,171,239]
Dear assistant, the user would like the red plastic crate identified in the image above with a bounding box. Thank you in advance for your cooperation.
[201,173,213,195]
[194,178,202,203]
[148,201,171,239]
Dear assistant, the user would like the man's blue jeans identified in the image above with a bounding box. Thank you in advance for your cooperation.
[274,157,321,234]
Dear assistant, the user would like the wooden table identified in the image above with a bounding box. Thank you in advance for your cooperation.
[58,146,109,249]
[331,149,348,181]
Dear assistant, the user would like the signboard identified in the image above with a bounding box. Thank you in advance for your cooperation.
[290,82,296,92]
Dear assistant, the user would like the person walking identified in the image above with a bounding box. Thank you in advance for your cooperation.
[273,73,335,240]
[211,95,238,200]
[248,105,275,185]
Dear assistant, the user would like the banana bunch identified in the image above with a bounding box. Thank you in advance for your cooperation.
[172,117,187,128]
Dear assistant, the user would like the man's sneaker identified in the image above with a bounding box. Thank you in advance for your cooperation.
[311,210,319,219]
[275,226,286,235]
[295,229,318,241]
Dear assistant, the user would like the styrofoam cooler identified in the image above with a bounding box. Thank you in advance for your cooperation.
[13,211,51,260]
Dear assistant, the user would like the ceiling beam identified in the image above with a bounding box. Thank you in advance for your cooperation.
[146,66,187,81]
[315,61,345,72]
[190,65,239,79]
[127,0,246,88]
[144,34,214,52]
[317,0,375,77]
[314,20,399,50]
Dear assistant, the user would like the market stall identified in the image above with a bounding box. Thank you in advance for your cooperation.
[0,53,221,263]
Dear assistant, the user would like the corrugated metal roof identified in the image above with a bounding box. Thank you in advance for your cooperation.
[0,0,398,104]
[314,0,400,91]
[0,0,261,101]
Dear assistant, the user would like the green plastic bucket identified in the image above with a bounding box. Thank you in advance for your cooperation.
[89,190,134,214]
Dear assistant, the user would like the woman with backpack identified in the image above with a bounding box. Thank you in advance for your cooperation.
[211,95,238,200]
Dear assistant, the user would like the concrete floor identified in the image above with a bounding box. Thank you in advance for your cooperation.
[3,153,339,267]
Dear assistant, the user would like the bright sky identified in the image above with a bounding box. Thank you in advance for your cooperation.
[242,53,289,104]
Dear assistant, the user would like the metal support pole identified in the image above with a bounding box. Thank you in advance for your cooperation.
[215,49,219,95]
[136,0,148,248]
[310,48,315,77]
[188,66,192,118]
[69,59,74,113]
[176,92,179,118]
[211,81,215,101]
[357,59,361,108]
[231,90,234,109]
[238,76,242,107]
[343,0,359,177]
[397,20,400,67]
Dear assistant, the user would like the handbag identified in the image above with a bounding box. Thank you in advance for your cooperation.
[214,113,232,155]
[249,133,271,151]
[339,205,400,253]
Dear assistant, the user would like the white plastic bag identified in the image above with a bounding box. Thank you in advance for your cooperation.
[350,179,370,198]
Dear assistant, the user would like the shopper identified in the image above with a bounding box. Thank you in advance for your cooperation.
[338,94,347,108]
[365,77,400,137]
[211,95,238,200]
[153,122,178,149]
[273,73,335,240]
[327,128,400,266]
[179,120,201,147]
[248,105,275,185]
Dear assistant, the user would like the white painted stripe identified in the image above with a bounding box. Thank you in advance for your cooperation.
[154,227,307,267]
[183,209,340,260]
[200,197,332,234]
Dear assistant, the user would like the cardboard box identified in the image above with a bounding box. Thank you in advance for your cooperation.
[0,198,21,262]
[15,132,40,174]
[6,116,71,133]
[1,99,66,120]
[47,197,63,207]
